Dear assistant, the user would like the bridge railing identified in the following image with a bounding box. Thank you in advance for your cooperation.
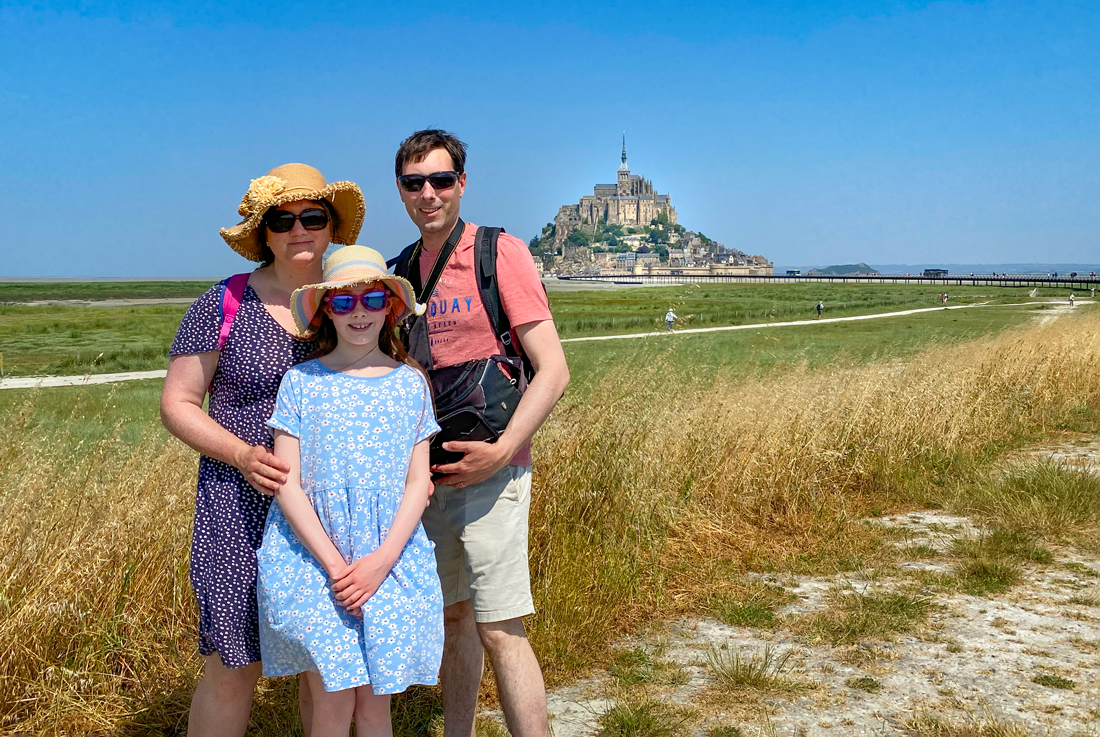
[554,273,1100,289]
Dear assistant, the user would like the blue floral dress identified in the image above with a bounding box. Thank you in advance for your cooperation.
[257,360,444,694]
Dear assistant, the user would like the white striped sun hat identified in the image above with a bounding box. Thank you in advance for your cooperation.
[290,245,423,336]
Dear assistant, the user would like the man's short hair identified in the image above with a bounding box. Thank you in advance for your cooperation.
[395,129,468,177]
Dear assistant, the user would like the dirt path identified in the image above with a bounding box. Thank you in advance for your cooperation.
[0,369,167,390]
[560,301,1092,344]
[509,443,1100,736]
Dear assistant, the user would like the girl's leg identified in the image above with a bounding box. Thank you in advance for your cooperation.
[304,670,356,737]
[187,654,262,737]
[299,672,314,737]
[354,685,393,737]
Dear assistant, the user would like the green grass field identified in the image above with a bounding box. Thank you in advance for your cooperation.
[0,304,190,376]
[561,302,1048,383]
[0,281,1057,377]
[0,298,1055,458]
[550,282,1042,338]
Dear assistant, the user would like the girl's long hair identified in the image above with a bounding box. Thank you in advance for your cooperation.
[307,288,427,377]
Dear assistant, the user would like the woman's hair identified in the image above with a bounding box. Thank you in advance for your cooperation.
[258,199,339,266]
[307,287,426,376]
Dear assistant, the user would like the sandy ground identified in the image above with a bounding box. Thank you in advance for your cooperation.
[0,369,167,389]
[542,278,648,291]
[485,444,1100,737]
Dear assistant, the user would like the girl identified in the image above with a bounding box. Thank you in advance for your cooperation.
[256,245,443,737]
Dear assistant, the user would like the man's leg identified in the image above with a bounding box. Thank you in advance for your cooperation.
[478,618,548,737]
[435,466,539,736]
[440,599,485,737]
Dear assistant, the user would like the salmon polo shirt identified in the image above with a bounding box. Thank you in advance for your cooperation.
[417,222,552,467]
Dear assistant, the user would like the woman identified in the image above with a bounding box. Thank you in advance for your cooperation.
[161,163,364,736]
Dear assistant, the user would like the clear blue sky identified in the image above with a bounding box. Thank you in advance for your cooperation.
[2,1,1097,276]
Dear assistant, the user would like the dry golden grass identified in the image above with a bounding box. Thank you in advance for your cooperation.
[526,311,1100,676]
[2,310,1100,734]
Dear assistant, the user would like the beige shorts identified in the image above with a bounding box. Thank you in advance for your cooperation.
[421,465,534,623]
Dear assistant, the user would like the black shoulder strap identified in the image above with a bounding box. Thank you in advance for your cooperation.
[473,226,521,359]
[390,219,465,371]
[387,243,418,279]
[393,218,465,304]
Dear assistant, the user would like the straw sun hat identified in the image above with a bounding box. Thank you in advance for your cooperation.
[290,245,425,336]
[220,163,366,261]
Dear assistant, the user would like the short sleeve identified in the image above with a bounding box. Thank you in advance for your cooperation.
[496,233,553,328]
[267,369,302,439]
[413,370,441,445]
[169,282,225,355]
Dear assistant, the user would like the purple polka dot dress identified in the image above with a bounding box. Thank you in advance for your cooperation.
[170,277,317,668]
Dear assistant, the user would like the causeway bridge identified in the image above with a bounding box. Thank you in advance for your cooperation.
[556,273,1100,290]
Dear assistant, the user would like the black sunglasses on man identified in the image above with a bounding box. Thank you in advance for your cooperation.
[397,170,461,193]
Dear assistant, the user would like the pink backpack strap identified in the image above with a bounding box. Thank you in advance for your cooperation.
[217,273,250,350]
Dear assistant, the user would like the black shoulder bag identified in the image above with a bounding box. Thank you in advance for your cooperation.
[389,221,528,467]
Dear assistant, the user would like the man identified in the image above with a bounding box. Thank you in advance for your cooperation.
[392,129,569,737]
[665,307,677,332]
[815,301,824,319]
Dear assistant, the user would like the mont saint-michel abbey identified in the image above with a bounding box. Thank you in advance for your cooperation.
[554,138,677,239]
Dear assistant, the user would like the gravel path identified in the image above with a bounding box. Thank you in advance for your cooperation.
[0,369,168,389]
[560,300,1092,344]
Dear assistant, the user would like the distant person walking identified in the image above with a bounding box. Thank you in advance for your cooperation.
[941,292,949,307]
[1069,292,1075,307]
[160,164,365,737]
[666,307,677,332]
[815,301,824,319]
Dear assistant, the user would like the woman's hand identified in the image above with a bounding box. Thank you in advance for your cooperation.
[331,550,391,616]
[234,444,291,496]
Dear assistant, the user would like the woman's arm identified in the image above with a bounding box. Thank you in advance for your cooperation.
[270,430,347,578]
[331,439,433,612]
[160,353,290,494]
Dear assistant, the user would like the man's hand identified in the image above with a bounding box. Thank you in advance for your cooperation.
[431,439,513,489]
[331,550,391,616]
[234,445,290,496]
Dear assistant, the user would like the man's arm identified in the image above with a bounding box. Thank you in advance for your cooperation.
[431,318,569,487]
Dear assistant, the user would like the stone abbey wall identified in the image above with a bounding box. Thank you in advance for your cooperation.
[553,144,677,242]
